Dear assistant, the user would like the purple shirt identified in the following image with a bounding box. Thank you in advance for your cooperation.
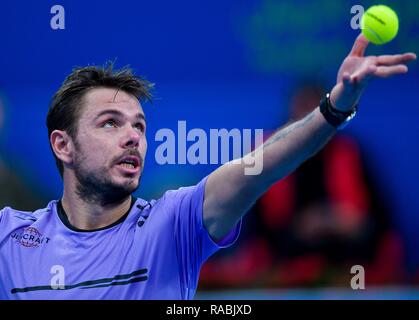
[0,177,241,300]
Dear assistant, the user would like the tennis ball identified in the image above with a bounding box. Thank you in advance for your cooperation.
[361,5,399,45]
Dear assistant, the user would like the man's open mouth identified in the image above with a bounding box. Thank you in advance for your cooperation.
[117,156,140,170]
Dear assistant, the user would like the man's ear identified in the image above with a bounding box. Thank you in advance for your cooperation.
[50,130,74,166]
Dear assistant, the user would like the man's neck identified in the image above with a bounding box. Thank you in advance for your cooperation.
[61,188,132,231]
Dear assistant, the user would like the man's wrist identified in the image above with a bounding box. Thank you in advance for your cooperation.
[329,85,358,112]
[319,93,358,130]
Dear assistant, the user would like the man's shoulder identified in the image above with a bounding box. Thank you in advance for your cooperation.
[132,180,204,220]
[139,177,208,220]
[0,201,56,224]
[157,176,209,201]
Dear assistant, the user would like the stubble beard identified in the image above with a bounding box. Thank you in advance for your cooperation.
[73,151,142,207]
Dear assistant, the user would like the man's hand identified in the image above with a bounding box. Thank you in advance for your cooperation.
[330,34,416,112]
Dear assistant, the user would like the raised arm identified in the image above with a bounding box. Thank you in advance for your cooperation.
[203,34,416,240]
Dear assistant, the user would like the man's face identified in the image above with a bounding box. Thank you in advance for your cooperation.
[71,87,147,205]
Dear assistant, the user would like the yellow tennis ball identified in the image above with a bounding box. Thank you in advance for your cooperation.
[361,5,399,45]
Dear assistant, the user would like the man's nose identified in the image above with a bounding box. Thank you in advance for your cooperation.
[121,125,141,149]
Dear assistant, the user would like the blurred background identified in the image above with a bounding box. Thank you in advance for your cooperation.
[0,0,418,299]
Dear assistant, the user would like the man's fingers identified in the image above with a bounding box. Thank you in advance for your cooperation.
[377,53,417,66]
[342,72,352,86]
[349,64,377,85]
[349,34,370,57]
[373,65,408,78]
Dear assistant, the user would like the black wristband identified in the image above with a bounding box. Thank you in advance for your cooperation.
[319,93,357,129]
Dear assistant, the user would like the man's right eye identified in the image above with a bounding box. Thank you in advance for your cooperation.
[102,120,117,128]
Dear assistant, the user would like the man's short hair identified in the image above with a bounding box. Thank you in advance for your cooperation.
[46,62,153,178]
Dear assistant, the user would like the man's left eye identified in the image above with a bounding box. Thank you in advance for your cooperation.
[135,124,145,132]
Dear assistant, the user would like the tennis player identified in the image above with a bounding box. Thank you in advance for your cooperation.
[0,35,415,299]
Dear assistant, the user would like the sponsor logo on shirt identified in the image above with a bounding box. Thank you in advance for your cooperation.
[11,227,51,248]
[136,204,150,227]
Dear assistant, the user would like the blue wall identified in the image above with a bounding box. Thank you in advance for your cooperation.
[1,0,419,272]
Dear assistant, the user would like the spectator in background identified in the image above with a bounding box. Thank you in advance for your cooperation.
[0,94,46,211]
[199,82,405,289]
